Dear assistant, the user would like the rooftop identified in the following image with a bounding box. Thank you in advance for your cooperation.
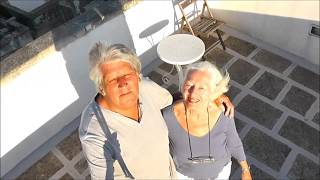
[1,1,319,179]
[15,31,320,179]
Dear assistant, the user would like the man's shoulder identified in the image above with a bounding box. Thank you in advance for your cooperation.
[81,99,96,123]
[79,98,100,139]
[140,77,159,89]
[140,77,171,96]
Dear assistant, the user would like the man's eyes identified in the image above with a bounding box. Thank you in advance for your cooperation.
[124,73,135,79]
[107,73,136,84]
[108,78,117,84]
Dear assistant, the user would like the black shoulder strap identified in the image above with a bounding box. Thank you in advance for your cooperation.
[92,102,135,179]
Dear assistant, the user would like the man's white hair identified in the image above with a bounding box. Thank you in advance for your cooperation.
[88,42,141,91]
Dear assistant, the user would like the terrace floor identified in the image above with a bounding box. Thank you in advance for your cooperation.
[16,31,319,180]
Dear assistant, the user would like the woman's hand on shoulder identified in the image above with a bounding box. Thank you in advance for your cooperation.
[214,94,234,119]
[173,100,185,115]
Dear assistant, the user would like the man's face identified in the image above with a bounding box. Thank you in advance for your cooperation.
[100,61,140,109]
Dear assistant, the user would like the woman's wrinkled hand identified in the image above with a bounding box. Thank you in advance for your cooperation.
[214,94,234,119]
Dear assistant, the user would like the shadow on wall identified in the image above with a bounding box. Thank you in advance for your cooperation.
[211,9,319,66]
[171,0,204,32]
[2,1,135,179]
[139,19,169,46]
[2,1,178,178]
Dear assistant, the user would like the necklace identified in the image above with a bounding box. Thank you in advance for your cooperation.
[184,102,214,164]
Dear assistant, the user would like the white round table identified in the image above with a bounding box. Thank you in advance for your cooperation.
[157,34,205,88]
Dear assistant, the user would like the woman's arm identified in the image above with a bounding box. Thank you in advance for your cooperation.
[225,117,252,180]
[239,161,252,180]
[214,94,234,119]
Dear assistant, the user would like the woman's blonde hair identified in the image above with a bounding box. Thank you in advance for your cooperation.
[88,42,141,91]
[183,61,230,101]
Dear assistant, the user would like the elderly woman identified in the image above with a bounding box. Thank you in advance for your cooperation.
[79,42,234,179]
[162,61,252,180]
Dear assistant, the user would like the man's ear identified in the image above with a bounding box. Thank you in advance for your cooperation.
[99,86,106,96]
[138,73,142,81]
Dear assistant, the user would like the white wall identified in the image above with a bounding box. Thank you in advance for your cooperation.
[1,1,176,176]
[208,0,320,65]
[2,0,319,176]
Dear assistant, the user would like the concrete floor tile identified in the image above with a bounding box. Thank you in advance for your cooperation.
[224,36,257,57]
[237,95,283,129]
[250,165,276,180]
[230,158,240,177]
[56,130,82,160]
[158,62,177,75]
[201,36,219,50]
[17,152,64,180]
[312,112,319,125]
[252,49,291,73]
[289,66,320,93]
[206,48,233,68]
[226,85,241,101]
[228,59,259,85]
[229,159,275,180]
[251,72,287,100]
[59,173,74,180]
[167,84,179,95]
[235,118,246,132]
[75,158,88,174]
[280,86,316,116]
[147,71,164,86]
[86,174,91,180]
[243,128,291,171]
[287,154,319,180]
[279,116,319,155]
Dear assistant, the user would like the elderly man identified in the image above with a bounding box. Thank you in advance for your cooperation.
[79,42,234,179]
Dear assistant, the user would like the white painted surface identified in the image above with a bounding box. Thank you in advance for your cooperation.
[2,0,319,177]
[124,0,175,66]
[207,0,320,65]
[1,1,176,176]
[1,52,78,157]
[157,34,205,65]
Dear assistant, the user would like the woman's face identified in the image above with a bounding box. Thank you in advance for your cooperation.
[182,69,212,110]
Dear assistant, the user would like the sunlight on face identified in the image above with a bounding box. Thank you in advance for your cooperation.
[100,61,139,109]
[182,69,212,110]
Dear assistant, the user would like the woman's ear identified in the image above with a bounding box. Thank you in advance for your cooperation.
[99,87,106,96]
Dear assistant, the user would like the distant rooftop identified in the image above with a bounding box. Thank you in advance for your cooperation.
[0,0,137,59]
[8,0,49,12]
